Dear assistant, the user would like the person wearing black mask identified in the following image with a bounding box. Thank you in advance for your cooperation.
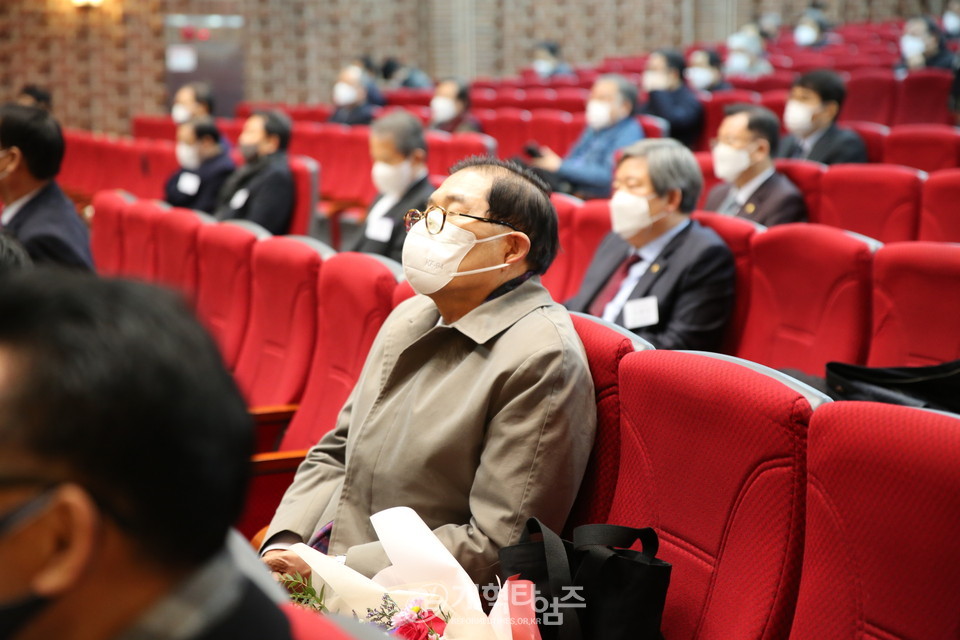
[214,110,294,235]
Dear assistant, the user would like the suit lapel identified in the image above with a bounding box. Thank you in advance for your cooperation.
[585,236,632,304]
[626,222,693,300]
[742,172,775,219]
[808,125,837,163]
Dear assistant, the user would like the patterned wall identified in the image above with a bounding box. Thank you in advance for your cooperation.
[0,0,906,135]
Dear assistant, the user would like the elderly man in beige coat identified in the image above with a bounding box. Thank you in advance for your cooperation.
[261,157,596,589]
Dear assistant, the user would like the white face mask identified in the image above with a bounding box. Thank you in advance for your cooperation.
[609,190,666,240]
[585,99,615,130]
[532,59,555,77]
[783,99,818,137]
[176,142,201,171]
[900,34,926,59]
[171,103,192,124]
[371,160,413,197]
[430,96,458,124]
[794,24,819,46]
[711,142,754,183]
[944,11,960,35]
[333,81,359,107]
[684,66,715,91]
[642,70,671,92]
[724,52,751,75]
[401,220,512,295]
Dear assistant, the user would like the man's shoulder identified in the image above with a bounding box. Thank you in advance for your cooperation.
[679,219,734,259]
[766,170,804,197]
[704,181,732,209]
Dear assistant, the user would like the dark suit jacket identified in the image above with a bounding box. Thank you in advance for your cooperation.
[565,220,735,351]
[192,578,294,640]
[6,181,93,270]
[641,85,704,149]
[329,104,377,126]
[704,171,807,227]
[164,150,236,214]
[215,152,294,235]
[778,123,868,165]
[351,175,434,263]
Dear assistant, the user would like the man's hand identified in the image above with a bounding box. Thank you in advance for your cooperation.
[531,147,562,172]
[262,548,313,584]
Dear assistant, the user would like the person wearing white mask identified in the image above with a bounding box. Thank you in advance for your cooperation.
[792,15,829,49]
[351,111,434,262]
[260,157,595,589]
[896,16,954,72]
[328,65,376,126]
[530,41,574,79]
[777,70,867,165]
[170,82,215,124]
[565,139,734,350]
[528,74,643,198]
[429,78,482,134]
[639,49,705,149]
[164,117,235,214]
[685,49,732,93]
[704,105,806,227]
[944,0,960,38]
[724,31,774,78]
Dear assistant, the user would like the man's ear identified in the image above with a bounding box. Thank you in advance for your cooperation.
[30,484,100,598]
[665,187,683,212]
[410,148,427,167]
[502,231,531,266]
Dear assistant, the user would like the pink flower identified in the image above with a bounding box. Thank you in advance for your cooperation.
[393,609,447,640]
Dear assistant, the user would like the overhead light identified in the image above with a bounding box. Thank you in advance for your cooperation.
[73,0,104,7]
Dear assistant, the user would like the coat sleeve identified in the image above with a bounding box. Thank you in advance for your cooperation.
[645,90,703,138]
[344,337,596,584]
[556,121,643,193]
[827,130,869,164]
[760,186,808,227]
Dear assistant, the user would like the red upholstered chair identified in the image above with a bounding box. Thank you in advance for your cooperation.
[392,279,416,307]
[154,207,210,303]
[893,68,955,125]
[790,402,960,640]
[697,89,760,151]
[565,199,612,298]
[121,199,166,282]
[759,89,789,125]
[131,115,177,140]
[841,121,889,163]
[609,350,828,640]
[753,70,796,92]
[563,313,652,536]
[523,87,558,110]
[691,211,764,355]
[281,605,367,640]
[693,151,720,210]
[637,114,670,138]
[773,159,826,223]
[883,124,960,173]
[530,109,582,157]
[839,70,897,125]
[195,221,268,370]
[90,189,134,276]
[554,87,588,112]
[287,155,320,236]
[540,193,582,302]
[736,223,876,375]
[476,108,532,158]
[819,164,924,242]
[919,168,960,242]
[867,242,960,367]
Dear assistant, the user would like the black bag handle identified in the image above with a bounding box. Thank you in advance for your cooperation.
[518,518,583,640]
[573,523,660,558]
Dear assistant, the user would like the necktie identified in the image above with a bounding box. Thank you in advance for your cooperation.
[717,189,740,215]
[588,254,642,318]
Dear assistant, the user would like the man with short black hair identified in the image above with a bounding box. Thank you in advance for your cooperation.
[706,104,806,226]
[262,157,594,589]
[215,109,294,234]
[430,78,482,134]
[16,85,52,111]
[329,66,377,126]
[897,15,954,71]
[172,81,215,123]
[685,49,732,92]
[164,117,236,213]
[0,104,92,270]
[778,69,868,164]
[641,49,705,149]
[566,138,735,351]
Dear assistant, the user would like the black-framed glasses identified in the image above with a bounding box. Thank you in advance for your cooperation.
[404,205,520,235]
[0,482,57,537]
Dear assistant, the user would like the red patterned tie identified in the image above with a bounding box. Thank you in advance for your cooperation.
[588,254,642,317]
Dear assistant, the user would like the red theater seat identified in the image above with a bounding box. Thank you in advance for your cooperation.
[637,114,669,138]
[790,402,960,640]
[893,68,955,125]
[736,224,876,375]
[759,89,789,124]
[839,70,897,125]
[697,89,761,151]
[90,189,134,276]
[131,115,177,141]
[883,124,960,173]
[563,313,651,536]
[919,168,960,242]
[121,199,166,282]
[565,199,612,298]
[842,121,889,163]
[774,159,826,223]
[476,108,532,159]
[154,207,209,302]
[529,109,582,158]
[554,87,588,112]
[541,193,582,302]
[609,350,827,640]
[819,164,924,242]
[287,155,320,236]
[693,151,720,210]
[868,242,960,367]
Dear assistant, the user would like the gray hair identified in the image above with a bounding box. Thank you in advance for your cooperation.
[371,110,426,157]
[596,73,638,112]
[619,138,702,213]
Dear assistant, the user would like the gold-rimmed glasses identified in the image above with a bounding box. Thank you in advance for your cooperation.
[404,205,520,234]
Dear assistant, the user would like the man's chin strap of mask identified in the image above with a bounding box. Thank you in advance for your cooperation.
[0,593,52,638]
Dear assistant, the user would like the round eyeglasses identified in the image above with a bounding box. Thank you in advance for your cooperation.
[404,205,520,235]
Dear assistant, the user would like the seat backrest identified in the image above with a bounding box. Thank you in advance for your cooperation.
[90,189,133,276]
[759,89,789,124]
[790,401,960,640]
[691,211,763,355]
[121,199,165,282]
[540,192,581,302]
[868,241,960,367]
[195,222,261,369]
[892,68,955,125]
[529,109,582,157]
[563,313,649,535]
[883,124,960,173]
[278,252,401,450]
[919,167,960,242]
[281,604,363,640]
[737,223,875,375]
[819,163,924,242]
[773,159,826,223]
[698,90,760,151]
[842,120,889,164]
[693,151,721,210]
[566,199,612,298]
[476,108,531,158]
[287,155,320,236]
[233,236,323,406]
[637,114,670,138]
[154,206,208,303]
[839,70,897,125]
[392,279,416,307]
[610,350,826,640]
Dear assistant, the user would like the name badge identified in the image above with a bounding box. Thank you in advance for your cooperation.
[176,172,201,196]
[364,216,395,243]
[230,188,249,210]
[623,296,660,330]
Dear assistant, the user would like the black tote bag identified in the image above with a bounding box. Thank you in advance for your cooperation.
[826,359,960,414]
[499,518,671,640]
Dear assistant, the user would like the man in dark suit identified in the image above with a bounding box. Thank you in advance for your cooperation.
[640,49,705,149]
[705,104,806,227]
[566,138,735,351]
[215,110,294,235]
[0,103,92,270]
[778,70,868,164]
[164,117,235,214]
[329,65,377,126]
[352,111,434,263]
